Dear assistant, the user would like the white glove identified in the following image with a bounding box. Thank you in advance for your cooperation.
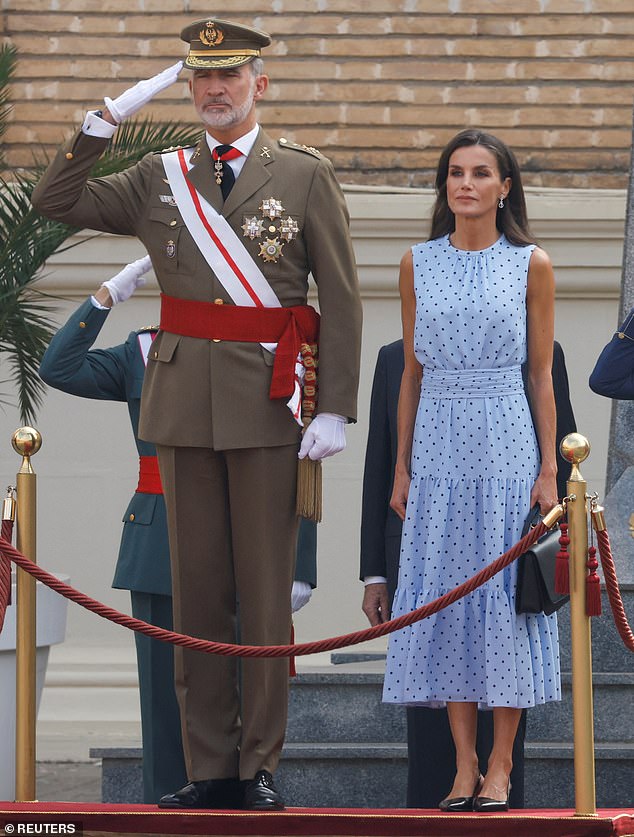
[104,61,183,123]
[298,413,347,461]
[101,256,153,305]
[291,581,312,613]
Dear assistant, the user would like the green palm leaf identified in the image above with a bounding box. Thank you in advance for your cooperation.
[0,50,200,423]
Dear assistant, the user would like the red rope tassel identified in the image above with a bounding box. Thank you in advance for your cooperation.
[586,545,602,617]
[555,522,570,596]
[0,517,14,634]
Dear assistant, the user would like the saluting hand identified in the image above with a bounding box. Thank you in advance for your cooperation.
[104,61,183,123]
[99,255,153,307]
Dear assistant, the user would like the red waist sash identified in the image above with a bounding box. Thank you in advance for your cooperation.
[136,455,163,495]
[159,294,320,400]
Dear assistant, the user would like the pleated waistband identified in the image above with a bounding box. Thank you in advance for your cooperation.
[421,365,524,398]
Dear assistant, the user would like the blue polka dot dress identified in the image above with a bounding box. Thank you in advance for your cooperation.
[382,234,561,709]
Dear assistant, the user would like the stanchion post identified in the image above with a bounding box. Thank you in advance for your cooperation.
[12,427,42,803]
[560,432,596,817]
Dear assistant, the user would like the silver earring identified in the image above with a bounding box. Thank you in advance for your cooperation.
[498,196,505,209]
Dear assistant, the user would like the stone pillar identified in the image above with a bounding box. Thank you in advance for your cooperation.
[603,110,634,584]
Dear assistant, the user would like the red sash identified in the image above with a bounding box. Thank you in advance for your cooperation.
[136,455,163,495]
[159,294,320,400]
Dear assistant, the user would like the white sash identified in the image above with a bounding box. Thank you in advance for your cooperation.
[161,147,303,424]
[137,331,156,367]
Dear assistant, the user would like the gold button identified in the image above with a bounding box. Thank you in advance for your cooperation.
[79,321,86,329]
[65,152,74,160]
[279,137,287,144]
[153,350,158,359]
[269,225,276,233]
[214,298,224,305]
[169,219,177,227]
[129,513,135,521]
[213,338,221,343]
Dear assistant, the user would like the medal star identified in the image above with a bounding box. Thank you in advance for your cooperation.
[242,216,265,239]
[279,217,299,241]
[260,197,285,219]
[259,238,284,263]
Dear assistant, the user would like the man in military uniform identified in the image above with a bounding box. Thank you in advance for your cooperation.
[38,256,318,804]
[32,18,362,811]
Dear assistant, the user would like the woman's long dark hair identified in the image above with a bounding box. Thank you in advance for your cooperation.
[429,129,536,246]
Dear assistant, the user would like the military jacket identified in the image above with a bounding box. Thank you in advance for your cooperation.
[38,298,318,590]
[32,128,363,450]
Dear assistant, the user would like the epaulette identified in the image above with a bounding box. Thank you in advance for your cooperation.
[278,137,322,157]
[138,325,159,333]
[158,144,193,155]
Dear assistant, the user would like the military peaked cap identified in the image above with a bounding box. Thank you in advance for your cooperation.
[180,18,271,69]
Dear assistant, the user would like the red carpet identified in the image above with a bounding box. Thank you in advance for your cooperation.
[0,803,633,837]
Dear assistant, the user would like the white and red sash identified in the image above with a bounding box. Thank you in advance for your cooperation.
[161,147,303,424]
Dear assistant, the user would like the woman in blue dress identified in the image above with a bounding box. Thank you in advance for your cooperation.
[383,130,560,812]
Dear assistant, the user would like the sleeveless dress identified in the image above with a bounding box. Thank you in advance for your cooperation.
[382,234,561,709]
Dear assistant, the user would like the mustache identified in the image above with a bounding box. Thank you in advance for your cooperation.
[202,97,231,106]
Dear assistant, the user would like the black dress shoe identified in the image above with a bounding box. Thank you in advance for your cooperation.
[158,778,243,809]
[242,770,285,811]
[439,774,483,813]
[473,781,511,813]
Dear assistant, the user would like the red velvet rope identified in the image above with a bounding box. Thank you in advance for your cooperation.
[0,525,546,657]
[595,528,634,652]
[0,519,13,632]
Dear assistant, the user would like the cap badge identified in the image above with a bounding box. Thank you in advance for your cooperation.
[200,22,225,47]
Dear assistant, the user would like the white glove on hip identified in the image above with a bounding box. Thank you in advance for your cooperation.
[104,61,183,123]
[298,413,347,461]
[101,255,153,305]
[291,580,312,613]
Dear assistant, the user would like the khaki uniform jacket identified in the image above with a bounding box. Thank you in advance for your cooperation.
[32,127,362,450]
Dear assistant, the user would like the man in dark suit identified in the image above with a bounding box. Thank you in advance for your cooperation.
[360,338,576,809]
[38,257,318,803]
[589,307,634,399]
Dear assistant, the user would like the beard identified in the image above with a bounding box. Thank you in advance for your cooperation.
[196,79,257,131]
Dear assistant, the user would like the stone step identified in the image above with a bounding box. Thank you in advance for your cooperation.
[527,672,634,742]
[556,588,634,672]
[92,741,634,809]
[286,666,634,743]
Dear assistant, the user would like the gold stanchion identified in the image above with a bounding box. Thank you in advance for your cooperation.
[12,427,42,803]
[560,432,596,817]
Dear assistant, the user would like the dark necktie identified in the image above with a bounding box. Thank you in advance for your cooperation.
[212,144,241,200]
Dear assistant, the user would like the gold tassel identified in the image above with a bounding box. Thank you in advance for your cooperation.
[296,342,322,522]
[296,454,322,522]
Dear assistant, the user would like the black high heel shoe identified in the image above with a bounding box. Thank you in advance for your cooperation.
[438,774,483,813]
[473,780,511,813]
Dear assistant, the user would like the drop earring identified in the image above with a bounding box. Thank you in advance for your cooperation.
[498,196,505,209]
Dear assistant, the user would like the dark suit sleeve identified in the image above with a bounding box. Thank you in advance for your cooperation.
[360,346,392,580]
[551,342,577,498]
[39,298,129,401]
[589,308,634,400]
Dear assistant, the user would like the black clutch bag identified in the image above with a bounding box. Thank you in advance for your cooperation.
[515,506,569,616]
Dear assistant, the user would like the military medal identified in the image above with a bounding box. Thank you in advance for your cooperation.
[242,216,265,239]
[243,197,300,263]
[259,238,284,263]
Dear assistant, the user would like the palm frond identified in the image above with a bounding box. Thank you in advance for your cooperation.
[93,118,201,177]
[0,105,202,423]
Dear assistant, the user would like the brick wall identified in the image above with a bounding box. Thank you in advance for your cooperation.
[2,1,633,188]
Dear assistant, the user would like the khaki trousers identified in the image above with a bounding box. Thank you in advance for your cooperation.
[156,443,299,781]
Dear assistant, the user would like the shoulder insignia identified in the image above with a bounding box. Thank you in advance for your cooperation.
[278,137,322,157]
[137,325,159,333]
[158,144,194,155]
